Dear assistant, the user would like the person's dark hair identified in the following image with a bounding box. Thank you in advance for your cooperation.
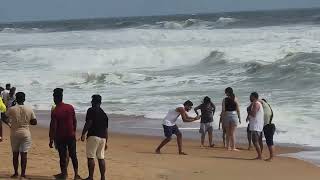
[225,87,235,100]
[10,87,16,96]
[251,92,259,99]
[5,83,11,90]
[184,100,193,107]
[92,94,102,104]
[16,92,25,103]
[53,88,63,97]
[203,96,213,106]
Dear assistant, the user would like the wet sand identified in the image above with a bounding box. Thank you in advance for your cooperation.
[0,112,319,180]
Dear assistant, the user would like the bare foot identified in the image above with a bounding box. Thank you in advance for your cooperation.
[209,144,215,148]
[179,152,188,155]
[200,145,205,148]
[74,174,82,180]
[265,158,273,162]
[253,157,263,160]
[232,148,240,152]
[54,173,67,180]
[10,174,19,179]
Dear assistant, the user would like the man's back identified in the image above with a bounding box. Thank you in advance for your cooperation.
[86,107,108,138]
[51,102,76,139]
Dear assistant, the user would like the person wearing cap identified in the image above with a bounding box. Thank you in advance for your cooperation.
[4,92,37,179]
[81,94,109,180]
[49,88,81,180]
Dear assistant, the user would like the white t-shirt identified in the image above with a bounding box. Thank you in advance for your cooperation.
[6,104,36,138]
[249,101,264,132]
[163,104,184,126]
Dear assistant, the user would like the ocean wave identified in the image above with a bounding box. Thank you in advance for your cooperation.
[144,17,239,29]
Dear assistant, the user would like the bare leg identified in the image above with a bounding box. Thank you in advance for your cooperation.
[226,124,231,150]
[230,125,237,150]
[259,133,263,153]
[222,128,226,148]
[98,159,106,180]
[176,132,186,155]
[252,133,262,160]
[84,158,95,180]
[155,137,171,154]
[20,152,27,178]
[200,133,205,147]
[266,145,275,161]
[208,130,214,147]
[11,152,19,178]
[247,130,252,150]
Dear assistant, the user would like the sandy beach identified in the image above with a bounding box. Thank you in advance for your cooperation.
[0,112,319,180]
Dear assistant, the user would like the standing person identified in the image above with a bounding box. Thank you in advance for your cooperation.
[261,99,275,161]
[1,83,11,105]
[155,100,200,155]
[3,92,37,179]
[49,88,81,180]
[246,103,253,150]
[220,87,241,151]
[0,88,7,142]
[194,96,216,147]
[6,87,16,108]
[248,92,264,160]
[81,95,109,180]
[218,115,227,148]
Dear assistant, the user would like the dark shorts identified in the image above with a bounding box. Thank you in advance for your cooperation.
[163,125,181,138]
[263,124,276,146]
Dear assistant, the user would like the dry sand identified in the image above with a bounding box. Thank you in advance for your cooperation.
[0,125,319,180]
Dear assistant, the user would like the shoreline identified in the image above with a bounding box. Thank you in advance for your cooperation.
[34,110,320,167]
[0,125,319,180]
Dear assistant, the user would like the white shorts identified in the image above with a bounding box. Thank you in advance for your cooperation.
[86,136,106,159]
[11,135,32,153]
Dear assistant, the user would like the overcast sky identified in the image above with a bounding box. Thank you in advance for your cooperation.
[1,0,320,22]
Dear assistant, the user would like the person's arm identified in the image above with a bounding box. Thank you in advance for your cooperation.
[3,110,11,128]
[194,105,201,116]
[249,102,259,118]
[81,109,93,141]
[72,107,77,133]
[219,99,226,129]
[235,98,241,124]
[268,103,274,124]
[30,110,37,126]
[105,128,108,150]
[178,107,199,122]
[49,112,56,148]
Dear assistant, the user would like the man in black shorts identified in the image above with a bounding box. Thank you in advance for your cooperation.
[261,99,276,161]
[155,100,200,155]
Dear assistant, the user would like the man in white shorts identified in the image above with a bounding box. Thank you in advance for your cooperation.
[4,92,37,179]
[81,94,109,180]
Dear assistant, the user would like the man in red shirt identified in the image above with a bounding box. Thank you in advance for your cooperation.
[49,88,81,180]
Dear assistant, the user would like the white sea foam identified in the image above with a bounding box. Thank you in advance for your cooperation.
[0,23,320,155]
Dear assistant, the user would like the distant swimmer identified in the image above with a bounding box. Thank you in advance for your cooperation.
[155,100,200,155]
[194,96,216,148]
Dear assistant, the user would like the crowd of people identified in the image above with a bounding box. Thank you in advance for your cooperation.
[155,87,276,161]
[0,84,276,180]
[0,85,109,180]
